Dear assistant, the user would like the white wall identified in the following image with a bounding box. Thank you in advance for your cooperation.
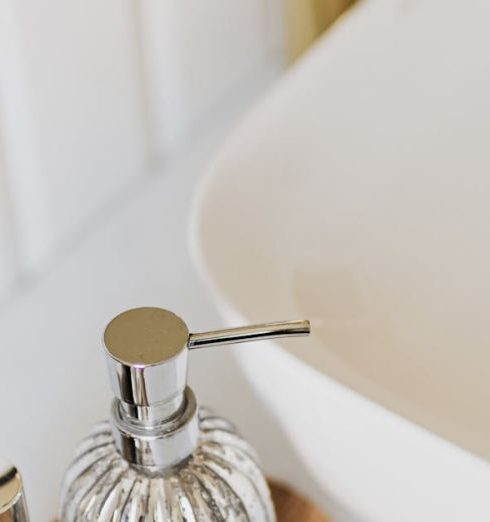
[0,0,284,292]
[140,0,282,157]
[0,0,149,271]
[0,163,15,297]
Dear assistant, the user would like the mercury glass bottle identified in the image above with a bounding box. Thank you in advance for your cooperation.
[59,307,310,521]
[0,462,29,522]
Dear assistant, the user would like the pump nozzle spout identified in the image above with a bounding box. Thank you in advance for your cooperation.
[188,319,311,349]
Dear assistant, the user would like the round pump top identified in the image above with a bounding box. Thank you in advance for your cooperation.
[104,308,189,367]
[103,306,311,413]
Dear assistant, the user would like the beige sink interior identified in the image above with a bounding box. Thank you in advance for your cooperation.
[196,0,490,462]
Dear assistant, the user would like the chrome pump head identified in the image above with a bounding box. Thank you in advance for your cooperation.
[103,307,310,469]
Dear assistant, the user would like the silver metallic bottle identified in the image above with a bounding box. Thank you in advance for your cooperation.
[0,462,29,522]
[60,307,310,521]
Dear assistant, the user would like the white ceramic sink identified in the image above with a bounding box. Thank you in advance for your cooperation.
[191,0,490,520]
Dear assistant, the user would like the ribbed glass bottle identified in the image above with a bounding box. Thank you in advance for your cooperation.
[60,408,275,522]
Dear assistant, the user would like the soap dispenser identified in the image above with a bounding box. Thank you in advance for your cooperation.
[60,307,310,521]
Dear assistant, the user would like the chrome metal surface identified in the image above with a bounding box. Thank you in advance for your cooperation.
[60,408,275,522]
[104,308,189,417]
[103,308,194,468]
[188,319,311,349]
[60,307,309,520]
[0,463,29,522]
[111,387,199,469]
[102,308,310,470]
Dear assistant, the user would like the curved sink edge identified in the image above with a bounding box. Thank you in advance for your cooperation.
[188,156,490,467]
[188,128,490,520]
